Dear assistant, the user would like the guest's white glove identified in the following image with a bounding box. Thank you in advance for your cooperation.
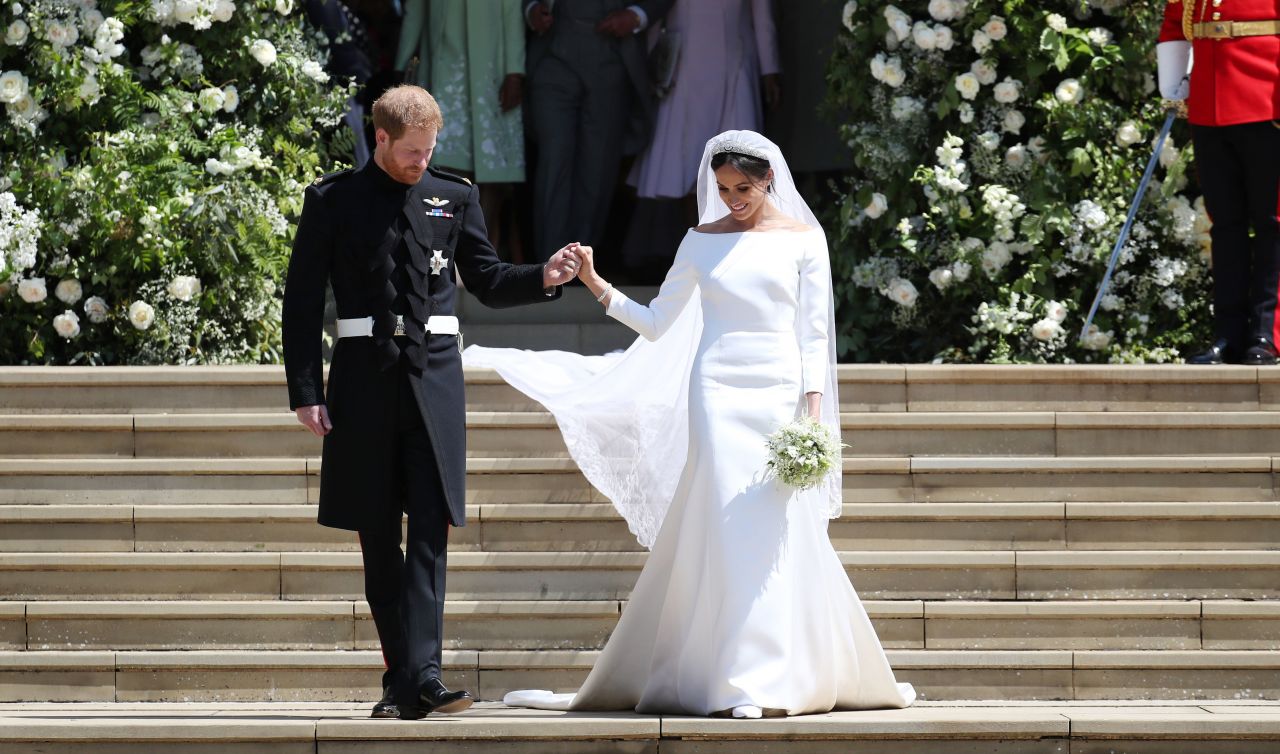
[1157,41,1192,100]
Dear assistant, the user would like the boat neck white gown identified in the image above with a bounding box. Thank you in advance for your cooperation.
[497,228,915,716]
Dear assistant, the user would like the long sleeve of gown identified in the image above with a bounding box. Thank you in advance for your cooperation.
[606,239,698,341]
[798,234,831,395]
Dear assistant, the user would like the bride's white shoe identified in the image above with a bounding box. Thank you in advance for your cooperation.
[731,705,763,719]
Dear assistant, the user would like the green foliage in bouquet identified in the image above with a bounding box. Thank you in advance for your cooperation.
[0,0,354,364]
[826,0,1212,363]
[765,417,844,491]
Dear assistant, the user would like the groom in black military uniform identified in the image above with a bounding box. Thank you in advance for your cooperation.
[283,85,581,719]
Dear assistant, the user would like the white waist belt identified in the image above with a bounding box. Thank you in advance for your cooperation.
[336,315,460,338]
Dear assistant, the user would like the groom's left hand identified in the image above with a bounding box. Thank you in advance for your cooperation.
[543,243,582,288]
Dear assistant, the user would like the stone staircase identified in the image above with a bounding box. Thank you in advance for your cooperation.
[1,364,1279,752]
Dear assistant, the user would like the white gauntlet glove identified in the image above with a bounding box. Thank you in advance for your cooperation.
[1157,40,1192,100]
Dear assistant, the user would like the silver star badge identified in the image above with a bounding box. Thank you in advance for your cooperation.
[423,197,449,207]
[430,249,447,276]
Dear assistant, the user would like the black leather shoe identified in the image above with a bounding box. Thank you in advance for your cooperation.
[397,678,474,719]
[1187,338,1239,365]
[370,685,399,719]
[1242,338,1278,366]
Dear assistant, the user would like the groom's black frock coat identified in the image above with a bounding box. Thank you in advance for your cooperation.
[283,161,557,531]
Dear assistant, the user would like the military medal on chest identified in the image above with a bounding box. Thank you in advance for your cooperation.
[424,196,453,219]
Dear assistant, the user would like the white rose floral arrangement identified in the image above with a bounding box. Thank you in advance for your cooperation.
[765,417,845,491]
[827,0,1209,363]
[0,0,355,364]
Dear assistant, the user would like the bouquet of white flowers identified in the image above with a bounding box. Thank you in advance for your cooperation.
[764,417,845,491]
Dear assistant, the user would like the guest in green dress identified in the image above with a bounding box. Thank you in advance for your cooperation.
[398,0,527,258]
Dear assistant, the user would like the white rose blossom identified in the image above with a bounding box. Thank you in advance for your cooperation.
[54,279,83,305]
[128,300,156,330]
[912,21,938,50]
[53,310,80,339]
[212,0,235,23]
[1004,144,1028,169]
[221,84,239,112]
[0,70,28,103]
[885,277,919,307]
[977,131,1001,151]
[81,9,105,37]
[864,192,888,219]
[301,60,329,83]
[275,0,293,14]
[992,77,1021,104]
[982,16,1007,41]
[83,295,109,323]
[971,29,991,53]
[1054,78,1084,104]
[881,57,906,88]
[928,268,954,290]
[1045,300,1068,323]
[952,260,972,282]
[928,0,957,21]
[884,6,912,42]
[197,86,225,112]
[43,20,78,49]
[1002,109,1026,134]
[167,274,202,301]
[249,38,277,67]
[1030,318,1063,342]
[1115,121,1142,146]
[1081,325,1112,351]
[4,19,28,45]
[970,59,997,86]
[18,276,46,303]
[842,1,857,32]
[954,72,981,100]
[933,24,954,50]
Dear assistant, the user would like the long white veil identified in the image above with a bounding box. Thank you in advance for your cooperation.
[464,130,842,549]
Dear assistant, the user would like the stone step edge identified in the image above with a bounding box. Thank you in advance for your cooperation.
[3,649,1279,671]
[3,703,1280,742]
[1,364,1275,386]
[8,598,1279,620]
[3,456,1278,475]
[15,411,1280,430]
[2,550,1279,569]
[6,501,1280,523]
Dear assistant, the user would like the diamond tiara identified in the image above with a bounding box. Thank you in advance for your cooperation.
[709,137,771,163]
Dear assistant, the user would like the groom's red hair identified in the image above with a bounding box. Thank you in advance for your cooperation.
[372,85,444,141]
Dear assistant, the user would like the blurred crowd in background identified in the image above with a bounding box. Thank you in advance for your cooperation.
[306,0,850,284]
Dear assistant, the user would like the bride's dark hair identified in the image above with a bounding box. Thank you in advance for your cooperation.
[710,151,773,193]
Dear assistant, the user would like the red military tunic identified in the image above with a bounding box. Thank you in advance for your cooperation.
[1159,0,1280,126]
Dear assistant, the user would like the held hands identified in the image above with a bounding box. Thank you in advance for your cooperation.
[543,243,584,288]
[296,404,332,437]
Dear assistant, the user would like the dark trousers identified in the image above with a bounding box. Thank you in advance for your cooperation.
[1192,120,1280,345]
[357,361,450,700]
[528,53,630,260]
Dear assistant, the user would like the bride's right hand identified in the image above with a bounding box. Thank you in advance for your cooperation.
[575,245,598,283]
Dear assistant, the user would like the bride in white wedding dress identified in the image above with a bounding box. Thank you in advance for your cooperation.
[463,130,915,718]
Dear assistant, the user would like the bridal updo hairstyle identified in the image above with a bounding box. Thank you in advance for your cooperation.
[711,151,774,193]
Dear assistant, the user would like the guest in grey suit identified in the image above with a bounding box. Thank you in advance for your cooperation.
[524,0,674,261]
